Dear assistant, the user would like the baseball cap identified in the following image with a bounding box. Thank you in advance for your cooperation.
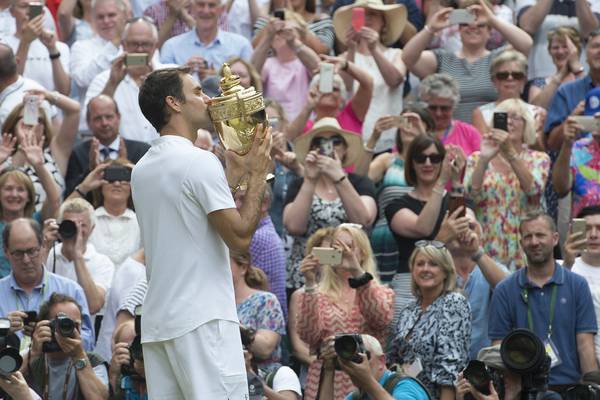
[584,87,600,116]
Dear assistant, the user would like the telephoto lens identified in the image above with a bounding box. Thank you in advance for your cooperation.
[58,220,77,240]
[0,318,22,375]
[334,334,365,363]
[56,314,76,337]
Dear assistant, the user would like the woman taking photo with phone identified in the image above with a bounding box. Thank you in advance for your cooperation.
[297,223,393,400]
[464,98,550,270]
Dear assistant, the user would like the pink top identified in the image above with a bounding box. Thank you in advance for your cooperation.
[442,120,481,156]
[304,101,363,134]
[262,57,311,122]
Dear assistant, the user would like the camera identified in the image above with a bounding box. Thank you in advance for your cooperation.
[58,220,77,240]
[463,360,492,398]
[0,318,22,376]
[334,334,367,363]
[104,165,131,183]
[42,313,76,353]
[121,306,145,382]
[240,326,257,348]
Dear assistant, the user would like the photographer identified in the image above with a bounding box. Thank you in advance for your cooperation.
[455,371,499,400]
[0,371,41,400]
[21,293,109,400]
[244,349,301,400]
[108,320,146,400]
[317,334,430,400]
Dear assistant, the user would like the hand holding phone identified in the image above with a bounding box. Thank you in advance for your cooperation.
[448,9,475,25]
[23,95,41,126]
[125,53,148,67]
[28,2,44,19]
[312,247,342,266]
[571,116,600,132]
[351,7,365,31]
[493,112,508,132]
[319,63,334,94]
[571,218,587,236]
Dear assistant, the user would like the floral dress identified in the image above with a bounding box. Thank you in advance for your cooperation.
[297,282,394,400]
[464,149,550,269]
[237,291,286,373]
[387,292,471,399]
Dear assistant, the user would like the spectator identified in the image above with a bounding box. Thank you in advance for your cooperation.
[332,0,423,34]
[552,88,600,218]
[402,1,532,123]
[417,74,481,157]
[0,44,54,127]
[64,95,150,198]
[385,134,469,313]
[517,0,599,81]
[252,1,334,55]
[231,251,286,373]
[0,0,55,39]
[1,90,79,210]
[446,210,508,359]
[387,241,471,400]
[45,198,115,316]
[7,0,70,94]
[143,0,194,48]
[108,320,147,400]
[95,249,145,364]
[225,56,263,92]
[251,18,320,122]
[68,159,140,267]
[333,0,408,153]
[0,164,61,277]
[563,205,600,367]
[160,0,253,74]
[0,218,94,350]
[317,334,430,400]
[21,293,109,399]
[489,212,598,396]
[57,0,94,45]
[465,98,550,269]
[226,0,268,42]
[284,118,376,291]
[244,349,302,400]
[85,17,177,143]
[287,57,373,141]
[235,186,287,319]
[361,104,434,283]
[297,224,394,400]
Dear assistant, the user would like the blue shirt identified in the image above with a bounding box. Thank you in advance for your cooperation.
[489,264,597,385]
[0,269,95,351]
[160,28,252,68]
[545,75,596,134]
[120,376,148,400]
[344,370,430,400]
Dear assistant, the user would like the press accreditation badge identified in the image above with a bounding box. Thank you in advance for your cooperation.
[405,357,423,378]
[544,338,562,369]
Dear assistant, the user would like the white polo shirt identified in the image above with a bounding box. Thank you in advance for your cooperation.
[131,135,238,343]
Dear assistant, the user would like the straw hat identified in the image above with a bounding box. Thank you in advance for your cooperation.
[333,0,408,46]
[294,117,364,167]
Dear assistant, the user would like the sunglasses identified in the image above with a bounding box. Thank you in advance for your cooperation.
[413,153,443,164]
[427,104,453,113]
[310,135,345,149]
[495,71,526,81]
[415,240,446,249]
[458,23,488,29]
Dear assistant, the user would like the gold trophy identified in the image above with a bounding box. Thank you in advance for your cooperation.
[208,63,267,156]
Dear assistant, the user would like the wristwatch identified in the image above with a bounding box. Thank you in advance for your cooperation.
[74,358,88,370]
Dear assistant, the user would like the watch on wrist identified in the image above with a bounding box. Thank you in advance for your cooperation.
[74,357,88,370]
[471,247,484,263]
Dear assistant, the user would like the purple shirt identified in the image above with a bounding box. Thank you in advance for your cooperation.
[249,216,287,319]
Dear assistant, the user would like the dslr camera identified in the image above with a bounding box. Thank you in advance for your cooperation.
[0,318,22,376]
[58,219,77,240]
[42,312,76,353]
[121,306,145,382]
[334,334,368,363]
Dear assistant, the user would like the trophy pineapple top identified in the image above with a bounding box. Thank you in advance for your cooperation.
[220,63,243,95]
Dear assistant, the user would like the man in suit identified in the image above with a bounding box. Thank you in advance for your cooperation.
[65,95,150,197]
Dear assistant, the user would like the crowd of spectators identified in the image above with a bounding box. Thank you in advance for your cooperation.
[1,0,600,398]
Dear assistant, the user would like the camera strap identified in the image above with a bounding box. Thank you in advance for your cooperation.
[43,355,75,400]
[525,284,558,339]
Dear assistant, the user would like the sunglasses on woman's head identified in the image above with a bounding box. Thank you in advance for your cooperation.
[495,71,526,81]
[415,240,446,249]
[310,135,345,148]
[413,153,443,164]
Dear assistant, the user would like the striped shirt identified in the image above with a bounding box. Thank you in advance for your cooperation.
[118,279,147,317]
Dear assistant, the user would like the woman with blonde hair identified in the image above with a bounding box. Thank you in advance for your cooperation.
[387,241,470,400]
[464,98,550,270]
[297,223,393,399]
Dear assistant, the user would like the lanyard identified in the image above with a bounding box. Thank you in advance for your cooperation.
[524,284,558,339]
[14,272,48,311]
[43,356,75,400]
[442,122,454,142]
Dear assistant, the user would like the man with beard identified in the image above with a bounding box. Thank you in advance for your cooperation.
[489,212,598,395]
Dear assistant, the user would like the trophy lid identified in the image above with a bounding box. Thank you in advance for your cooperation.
[208,63,265,123]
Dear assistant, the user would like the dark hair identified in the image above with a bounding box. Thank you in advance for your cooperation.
[519,211,557,234]
[577,205,600,218]
[138,67,190,132]
[86,95,120,123]
[2,218,43,251]
[0,43,17,80]
[396,103,435,154]
[38,293,82,322]
[404,134,446,186]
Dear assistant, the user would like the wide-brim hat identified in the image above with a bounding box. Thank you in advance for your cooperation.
[294,117,364,167]
[333,0,407,46]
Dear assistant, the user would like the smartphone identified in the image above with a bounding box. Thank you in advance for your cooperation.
[448,194,466,218]
[571,116,600,132]
[493,112,508,131]
[319,63,334,94]
[572,218,587,236]
[318,140,335,158]
[125,53,148,67]
[23,95,40,126]
[28,2,43,19]
[23,311,37,326]
[312,247,342,266]
[351,7,365,31]
[448,9,475,25]
[273,9,285,20]
[104,165,131,182]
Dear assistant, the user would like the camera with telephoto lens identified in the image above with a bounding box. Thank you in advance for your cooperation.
[121,306,144,382]
[500,329,551,400]
[58,220,77,240]
[334,334,368,363]
[42,312,76,353]
[0,318,22,376]
[463,360,492,399]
